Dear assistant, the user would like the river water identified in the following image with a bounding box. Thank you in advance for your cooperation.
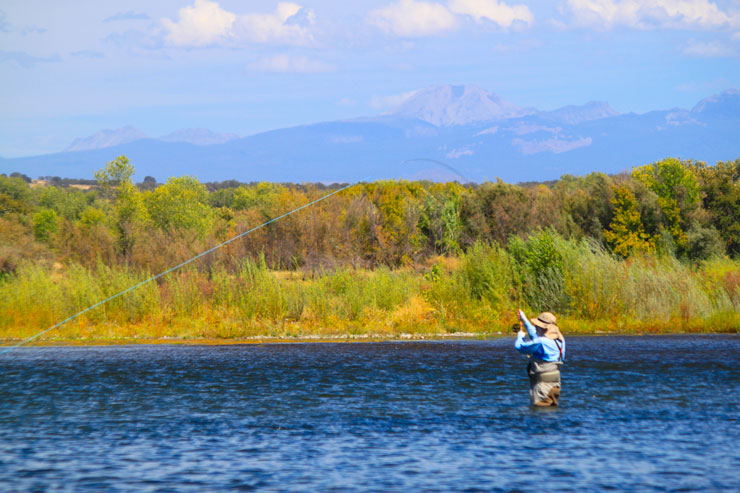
[1,335,739,491]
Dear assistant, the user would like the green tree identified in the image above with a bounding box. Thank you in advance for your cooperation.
[94,155,148,255]
[94,155,135,192]
[37,186,93,220]
[632,158,701,247]
[365,181,425,265]
[0,175,31,202]
[33,208,59,243]
[604,186,655,258]
[0,175,32,215]
[420,183,463,255]
[690,159,740,256]
[78,206,107,227]
[508,229,568,312]
[146,176,214,237]
[555,172,614,242]
[232,182,284,214]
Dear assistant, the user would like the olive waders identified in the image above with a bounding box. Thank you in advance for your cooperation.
[527,358,562,406]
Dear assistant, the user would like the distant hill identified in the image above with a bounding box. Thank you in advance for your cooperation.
[64,127,241,152]
[65,125,148,152]
[538,101,619,125]
[2,85,739,183]
[389,84,534,125]
[691,89,740,118]
[159,128,240,146]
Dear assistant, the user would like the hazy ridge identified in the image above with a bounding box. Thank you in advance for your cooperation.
[2,85,739,183]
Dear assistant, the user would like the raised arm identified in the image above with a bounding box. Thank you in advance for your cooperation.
[514,309,542,355]
[515,331,542,354]
[517,309,538,339]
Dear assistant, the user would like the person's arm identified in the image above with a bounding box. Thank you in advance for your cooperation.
[514,330,541,355]
[514,309,542,355]
[517,309,538,339]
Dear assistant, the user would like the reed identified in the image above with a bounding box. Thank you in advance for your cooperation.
[1,237,739,343]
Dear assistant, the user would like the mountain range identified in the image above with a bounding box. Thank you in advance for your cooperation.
[64,126,241,152]
[2,85,739,183]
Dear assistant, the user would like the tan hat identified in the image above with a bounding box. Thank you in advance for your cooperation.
[530,312,563,341]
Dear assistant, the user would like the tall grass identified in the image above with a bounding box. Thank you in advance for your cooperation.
[1,235,739,343]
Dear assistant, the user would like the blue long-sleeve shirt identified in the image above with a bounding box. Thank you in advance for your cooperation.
[514,315,565,362]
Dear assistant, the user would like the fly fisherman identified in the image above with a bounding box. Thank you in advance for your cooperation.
[514,309,565,407]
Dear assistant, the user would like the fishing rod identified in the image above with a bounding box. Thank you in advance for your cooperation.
[1,159,471,355]
[403,158,471,184]
[0,181,361,355]
[406,159,523,329]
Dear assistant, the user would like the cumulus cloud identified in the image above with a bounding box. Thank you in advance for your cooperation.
[369,0,458,37]
[565,0,735,30]
[448,0,533,28]
[162,1,315,47]
[162,0,235,46]
[246,54,333,73]
[235,2,316,45]
[368,0,533,37]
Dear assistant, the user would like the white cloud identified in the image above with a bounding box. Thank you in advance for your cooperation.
[683,39,737,57]
[368,0,534,37]
[246,54,333,73]
[162,1,315,47]
[448,0,533,28]
[446,148,474,158]
[162,0,235,46]
[565,0,735,30]
[235,2,316,45]
[369,0,458,37]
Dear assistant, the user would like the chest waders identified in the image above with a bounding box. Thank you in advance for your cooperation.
[527,339,563,407]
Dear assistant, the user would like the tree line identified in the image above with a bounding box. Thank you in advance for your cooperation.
[1,155,739,279]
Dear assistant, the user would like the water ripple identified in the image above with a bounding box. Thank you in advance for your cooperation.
[1,336,739,490]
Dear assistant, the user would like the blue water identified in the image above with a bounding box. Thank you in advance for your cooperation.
[1,336,739,491]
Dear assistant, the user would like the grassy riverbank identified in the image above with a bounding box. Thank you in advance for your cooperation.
[2,236,739,345]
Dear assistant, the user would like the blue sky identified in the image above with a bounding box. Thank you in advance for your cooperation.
[1,0,739,156]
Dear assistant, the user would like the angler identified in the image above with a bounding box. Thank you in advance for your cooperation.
[513,309,565,407]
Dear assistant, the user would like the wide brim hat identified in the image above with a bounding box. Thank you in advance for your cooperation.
[530,312,563,340]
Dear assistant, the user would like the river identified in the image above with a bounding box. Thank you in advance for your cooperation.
[1,335,739,491]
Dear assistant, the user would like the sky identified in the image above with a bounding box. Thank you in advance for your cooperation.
[1,0,739,157]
